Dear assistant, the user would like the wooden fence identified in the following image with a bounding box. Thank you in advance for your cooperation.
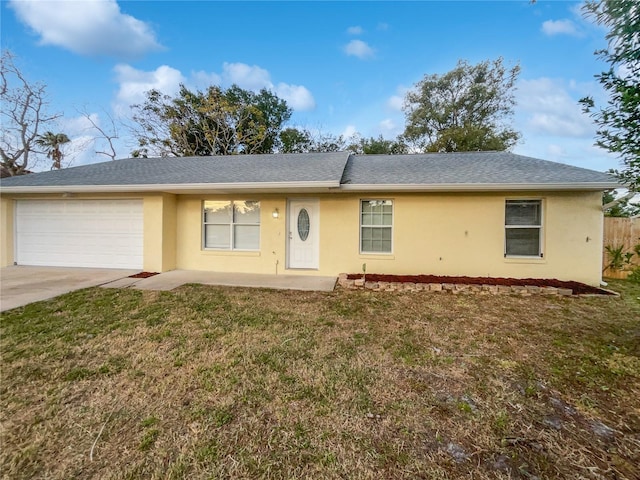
[602,217,640,278]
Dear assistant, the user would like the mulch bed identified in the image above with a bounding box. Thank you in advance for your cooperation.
[128,272,160,279]
[346,274,613,295]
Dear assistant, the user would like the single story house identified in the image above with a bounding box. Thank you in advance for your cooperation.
[0,151,618,286]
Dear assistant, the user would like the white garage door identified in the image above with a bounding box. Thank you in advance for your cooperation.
[15,199,143,269]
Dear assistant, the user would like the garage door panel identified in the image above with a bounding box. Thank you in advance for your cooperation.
[16,200,143,269]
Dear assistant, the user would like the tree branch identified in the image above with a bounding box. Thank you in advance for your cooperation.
[603,191,637,211]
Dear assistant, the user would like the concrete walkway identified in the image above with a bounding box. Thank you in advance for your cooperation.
[1,266,139,312]
[102,269,337,292]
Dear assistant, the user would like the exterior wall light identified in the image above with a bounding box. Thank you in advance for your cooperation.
[272,208,279,219]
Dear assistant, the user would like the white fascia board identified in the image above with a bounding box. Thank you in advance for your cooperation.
[338,182,620,192]
[0,181,339,194]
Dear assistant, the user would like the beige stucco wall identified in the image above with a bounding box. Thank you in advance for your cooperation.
[142,193,177,272]
[0,197,15,267]
[318,192,605,284]
[175,191,604,286]
[0,190,604,285]
[176,195,288,275]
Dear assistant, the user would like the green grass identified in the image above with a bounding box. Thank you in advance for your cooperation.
[1,280,639,479]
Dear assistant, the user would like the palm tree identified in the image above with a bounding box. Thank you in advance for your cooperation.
[35,131,70,170]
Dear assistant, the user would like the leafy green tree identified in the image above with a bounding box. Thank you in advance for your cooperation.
[347,134,408,154]
[602,190,640,217]
[277,128,349,153]
[130,84,291,157]
[580,0,640,191]
[403,58,520,152]
[280,128,408,155]
[279,127,314,153]
[312,132,349,152]
[34,131,70,170]
[224,85,292,154]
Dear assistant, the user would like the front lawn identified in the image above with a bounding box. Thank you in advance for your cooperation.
[1,280,639,479]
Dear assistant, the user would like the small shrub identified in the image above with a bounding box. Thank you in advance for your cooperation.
[627,267,640,284]
[604,245,634,271]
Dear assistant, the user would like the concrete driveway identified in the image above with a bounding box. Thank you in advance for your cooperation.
[0,266,139,312]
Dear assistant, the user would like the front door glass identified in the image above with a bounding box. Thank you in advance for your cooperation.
[297,208,310,241]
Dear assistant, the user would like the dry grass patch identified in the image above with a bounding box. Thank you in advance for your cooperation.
[1,280,639,479]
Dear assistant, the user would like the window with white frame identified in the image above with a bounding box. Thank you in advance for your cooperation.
[203,201,260,250]
[505,200,542,257]
[360,199,393,253]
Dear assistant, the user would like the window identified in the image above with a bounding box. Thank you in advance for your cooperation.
[203,201,260,250]
[505,200,542,257]
[360,200,393,253]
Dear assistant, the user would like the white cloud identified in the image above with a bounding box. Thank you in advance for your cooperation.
[8,0,161,58]
[113,64,185,114]
[30,115,99,169]
[222,62,272,91]
[220,62,316,110]
[60,113,101,136]
[527,113,587,137]
[387,95,404,112]
[64,135,97,167]
[541,19,581,37]
[59,112,131,165]
[512,77,620,172]
[342,125,358,138]
[516,77,594,138]
[378,118,396,132]
[344,39,375,59]
[386,85,409,112]
[347,26,363,35]
[377,22,389,31]
[113,62,315,114]
[191,70,223,90]
[374,118,403,138]
[57,115,103,166]
[274,83,316,111]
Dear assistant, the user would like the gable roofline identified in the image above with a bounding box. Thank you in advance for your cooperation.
[0,151,620,194]
[0,152,351,192]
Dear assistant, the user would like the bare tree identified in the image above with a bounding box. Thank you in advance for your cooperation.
[1,51,60,176]
[78,108,119,161]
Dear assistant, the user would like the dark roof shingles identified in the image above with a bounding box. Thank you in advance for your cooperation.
[342,152,615,185]
[0,152,351,187]
[0,151,616,189]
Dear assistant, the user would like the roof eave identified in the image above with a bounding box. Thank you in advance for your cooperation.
[0,181,341,194]
[338,182,620,192]
[0,181,621,195]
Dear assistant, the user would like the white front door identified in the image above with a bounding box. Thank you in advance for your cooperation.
[288,199,319,269]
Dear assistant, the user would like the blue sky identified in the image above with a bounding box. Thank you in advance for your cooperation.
[1,0,617,173]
